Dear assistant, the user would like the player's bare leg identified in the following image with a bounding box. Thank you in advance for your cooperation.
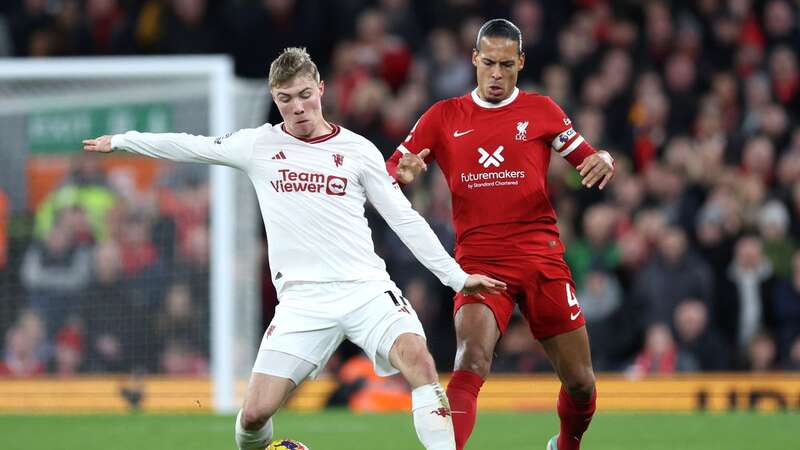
[389,332,455,450]
[235,373,295,450]
[449,303,502,450]
[540,326,597,450]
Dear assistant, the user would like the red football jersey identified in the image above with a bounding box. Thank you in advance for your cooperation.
[387,88,596,260]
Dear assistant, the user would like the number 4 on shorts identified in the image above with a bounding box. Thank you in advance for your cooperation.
[566,283,579,307]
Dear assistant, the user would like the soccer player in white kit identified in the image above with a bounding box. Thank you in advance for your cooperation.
[83,47,506,450]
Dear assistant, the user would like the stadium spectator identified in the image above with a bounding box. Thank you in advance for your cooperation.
[84,240,128,373]
[757,200,796,279]
[632,225,714,325]
[577,270,628,371]
[565,204,620,290]
[425,28,473,101]
[746,331,778,372]
[52,314,85,375]
[718,236,778,366]
[21,213,92,337]
[352,8,412,91]
[0,311,46,376]
[153,282,207,365]
[628,322,699,378]
[34,155,117,243]
[672,300,729,371]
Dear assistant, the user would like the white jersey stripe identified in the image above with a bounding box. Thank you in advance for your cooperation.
[560,136,585,157]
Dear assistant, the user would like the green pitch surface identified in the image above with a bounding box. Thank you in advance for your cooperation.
[0,410,794,449]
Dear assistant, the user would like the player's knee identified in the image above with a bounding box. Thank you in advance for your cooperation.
[406,340,436,375]
[456,345,493,378]
[241,403,275,431]
[394,334,437,383]
[564,369,596,398]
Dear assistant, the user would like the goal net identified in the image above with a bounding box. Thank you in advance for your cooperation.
[0,56,266,413]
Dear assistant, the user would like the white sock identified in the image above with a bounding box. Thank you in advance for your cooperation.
[411,383,456,450]
[235,409,274,450]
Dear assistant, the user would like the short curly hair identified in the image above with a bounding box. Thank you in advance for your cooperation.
[268,47,321,89]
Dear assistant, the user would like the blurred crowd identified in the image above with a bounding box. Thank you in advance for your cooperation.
[0,156,212,376]
[1,0,800,378]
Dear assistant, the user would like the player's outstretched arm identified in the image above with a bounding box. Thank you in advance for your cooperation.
[365,145,472,291]
[576,150,615,190]
[461,274,507,300]
[83,129,256,170]
[82,135,113,153]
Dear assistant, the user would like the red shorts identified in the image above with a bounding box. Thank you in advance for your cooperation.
[453,255,585,339]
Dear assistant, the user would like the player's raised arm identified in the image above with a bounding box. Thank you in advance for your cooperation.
[82,128,257,170]
[365,144,505,295]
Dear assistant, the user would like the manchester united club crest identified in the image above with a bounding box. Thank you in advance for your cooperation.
[430,407,451,417]
[515,121,529,140]
[333,153,344,167]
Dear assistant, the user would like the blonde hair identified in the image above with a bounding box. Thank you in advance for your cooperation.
[268,47,321,89]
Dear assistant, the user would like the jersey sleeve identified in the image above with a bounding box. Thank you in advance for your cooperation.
[110,128,257,171]
[362,142,468,292]
[540,96,596,167]
[385,102,442,181]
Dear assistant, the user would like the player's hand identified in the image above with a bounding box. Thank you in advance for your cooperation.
[82,135,114,153]
[396,148,430,184]
[576,150,614,190]
[461,274,507,300]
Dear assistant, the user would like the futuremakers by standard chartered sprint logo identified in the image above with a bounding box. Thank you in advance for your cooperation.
[461,146,526,189]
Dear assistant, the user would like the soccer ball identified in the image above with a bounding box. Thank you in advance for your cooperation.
[266,439,310,450]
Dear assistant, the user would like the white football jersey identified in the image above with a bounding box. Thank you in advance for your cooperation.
[111,123,468,294]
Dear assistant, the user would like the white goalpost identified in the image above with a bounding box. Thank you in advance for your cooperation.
[0,56,266,413]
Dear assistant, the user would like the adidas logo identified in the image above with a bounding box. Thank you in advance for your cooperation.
[271,151,287,160]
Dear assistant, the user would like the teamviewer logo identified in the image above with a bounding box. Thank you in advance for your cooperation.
[326,175,348,196]
[478,146,504,168]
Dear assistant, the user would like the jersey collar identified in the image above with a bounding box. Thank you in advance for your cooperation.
[470,87,519,109]
[280,122,341,144]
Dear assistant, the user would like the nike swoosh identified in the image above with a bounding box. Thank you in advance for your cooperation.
[453,129,474,137]
[570,310,582,321]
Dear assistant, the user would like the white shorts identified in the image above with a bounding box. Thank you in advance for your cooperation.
[252,279,426,380]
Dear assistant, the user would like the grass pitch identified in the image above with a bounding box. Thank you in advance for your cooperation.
[0,410,793,449]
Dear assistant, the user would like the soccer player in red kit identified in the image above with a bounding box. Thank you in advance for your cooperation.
[386,19,615,450]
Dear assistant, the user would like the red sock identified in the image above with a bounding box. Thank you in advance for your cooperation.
[446,370,484,450]
[557,385,596,450]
